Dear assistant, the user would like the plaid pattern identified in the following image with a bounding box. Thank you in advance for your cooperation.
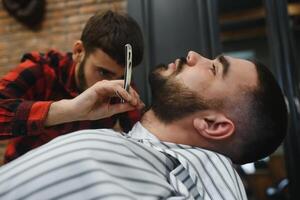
[0,50,141,163]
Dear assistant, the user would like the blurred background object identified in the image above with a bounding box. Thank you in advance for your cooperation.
[2,0,46,29]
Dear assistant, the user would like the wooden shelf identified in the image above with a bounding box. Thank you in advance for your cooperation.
[219,3,300,41]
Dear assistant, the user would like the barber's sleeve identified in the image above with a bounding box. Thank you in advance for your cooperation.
[11,101,53,137]
[0,54,53,139]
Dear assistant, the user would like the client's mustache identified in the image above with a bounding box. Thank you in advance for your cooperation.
[176,57,187,74]
[154,57,187,74]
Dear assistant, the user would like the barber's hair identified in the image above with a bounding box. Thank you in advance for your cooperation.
[229,60,288,164]
[80,10,144,67]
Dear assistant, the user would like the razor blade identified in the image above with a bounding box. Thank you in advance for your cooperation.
[121,44,132,103]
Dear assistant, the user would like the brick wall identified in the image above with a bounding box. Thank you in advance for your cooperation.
[0,0,126,165]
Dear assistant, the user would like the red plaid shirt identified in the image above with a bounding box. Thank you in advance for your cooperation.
[0,50,141,163]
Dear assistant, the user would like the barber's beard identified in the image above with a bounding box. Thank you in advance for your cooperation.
[149,60,212,123]
[77,57,87,93]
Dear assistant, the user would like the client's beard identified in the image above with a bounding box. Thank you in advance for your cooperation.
[149,58,217,123]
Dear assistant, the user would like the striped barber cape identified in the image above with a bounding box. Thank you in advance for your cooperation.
[0,122,247,200]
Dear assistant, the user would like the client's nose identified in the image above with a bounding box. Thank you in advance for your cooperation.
[187,51,201,66]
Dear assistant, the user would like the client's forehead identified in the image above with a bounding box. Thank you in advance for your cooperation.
[226,56,258,88]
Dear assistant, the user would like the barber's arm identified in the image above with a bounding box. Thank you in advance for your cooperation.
[45,80,144,126]
[0,58,53,139]
[0,58,143,139]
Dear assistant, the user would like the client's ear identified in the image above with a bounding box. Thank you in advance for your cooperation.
[193,113,235,140]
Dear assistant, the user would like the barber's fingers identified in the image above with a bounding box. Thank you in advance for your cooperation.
[118,86,145,109]
[93,80,122,95]
[125,86,144,108]
[129,87,145,109]
[108,103,136,116]
[93,80,144,108]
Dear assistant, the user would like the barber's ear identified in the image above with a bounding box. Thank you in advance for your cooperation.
[72,40,85,62]
[193,114,235,140]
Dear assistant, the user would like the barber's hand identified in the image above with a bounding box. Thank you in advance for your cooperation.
[72,80,144,120]
[45,80,144,126]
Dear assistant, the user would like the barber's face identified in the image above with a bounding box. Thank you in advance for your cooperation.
[76,49,124,92]
[149,51,257,122]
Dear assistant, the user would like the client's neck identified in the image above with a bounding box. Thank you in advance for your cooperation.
[141,109,198,145]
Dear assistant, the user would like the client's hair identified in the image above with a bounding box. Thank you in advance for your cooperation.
[226,60,288,164]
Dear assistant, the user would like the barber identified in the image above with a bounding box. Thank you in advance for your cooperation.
[0,10,144,163]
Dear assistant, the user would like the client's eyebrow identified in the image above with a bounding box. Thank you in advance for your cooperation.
[217,55,230,78]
